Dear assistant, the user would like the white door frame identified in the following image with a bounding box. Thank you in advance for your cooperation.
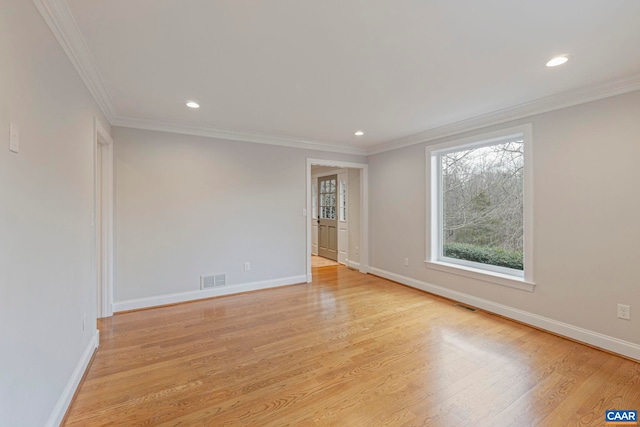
[306,159,368,282]
[95,118,114,318]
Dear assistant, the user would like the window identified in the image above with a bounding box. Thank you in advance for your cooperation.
[339,179,347,222]
[427,124,534,290]
[319,177,336,219]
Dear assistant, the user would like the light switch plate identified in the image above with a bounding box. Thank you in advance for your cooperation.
[9,123,19,153]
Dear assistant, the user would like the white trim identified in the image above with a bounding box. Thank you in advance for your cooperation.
[312,168,347,178]
[368,75,640,155]
[113,275,306,312]
[113,118,368,156]
[33,0,116,122]
[95,118,114,318]
[36,1,640,158]
[45,329,99,427]
[425,261,534,292]
[522,125,535,283]
[426,124,534,287]
[35,0,640,157]
[346,260,361,270]
[306,159,369,282]
[369,267,640,361]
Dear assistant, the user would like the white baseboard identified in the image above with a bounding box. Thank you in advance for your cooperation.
[369,267,640,361]
[45,329,99,427]
[346,260,360,270]
[113,275,306,312]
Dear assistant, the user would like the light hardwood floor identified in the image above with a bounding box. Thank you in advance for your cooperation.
[64,266,640,426]
[311,255,341,268]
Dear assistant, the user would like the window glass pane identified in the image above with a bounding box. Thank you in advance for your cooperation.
[312,183,317,219]
[441,139,524,271]
[339,179,347,221]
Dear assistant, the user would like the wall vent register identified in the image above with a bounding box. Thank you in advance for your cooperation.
[201,274,227,289]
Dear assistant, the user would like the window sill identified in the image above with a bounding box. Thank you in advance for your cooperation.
[424,260,535,292]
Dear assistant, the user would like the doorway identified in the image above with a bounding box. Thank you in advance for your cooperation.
[95,119,114,319]
[306,159,369,282]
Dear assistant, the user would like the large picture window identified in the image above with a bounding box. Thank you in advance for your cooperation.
[427,124,534,290]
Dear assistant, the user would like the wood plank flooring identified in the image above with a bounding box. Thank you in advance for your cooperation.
[64,266,640,426]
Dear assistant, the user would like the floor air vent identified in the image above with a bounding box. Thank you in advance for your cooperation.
[454,303,478,312]
[201,274,227,289]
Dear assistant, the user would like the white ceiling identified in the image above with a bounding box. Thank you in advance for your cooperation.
[42,0,640,154]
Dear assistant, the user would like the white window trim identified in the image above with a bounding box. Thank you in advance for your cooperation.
[425,124,535,292]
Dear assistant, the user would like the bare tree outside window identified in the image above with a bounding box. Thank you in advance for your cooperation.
[441,140,524,270]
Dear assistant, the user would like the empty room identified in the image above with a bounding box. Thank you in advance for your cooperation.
[1,1,639,426]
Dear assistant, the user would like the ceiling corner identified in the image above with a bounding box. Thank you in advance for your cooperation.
[33,0,116,122]
[367,74,640,156]
[112,116,369,157]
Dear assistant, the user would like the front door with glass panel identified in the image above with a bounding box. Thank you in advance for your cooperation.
[318,175,338,261]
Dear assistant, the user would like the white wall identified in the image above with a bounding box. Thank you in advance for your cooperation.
[369,90,640,350]
[113,127,365,306]
[0,1,109,425]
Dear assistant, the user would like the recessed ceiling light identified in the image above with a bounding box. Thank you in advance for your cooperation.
[186,101,200,109]
[354,131,364,136]
[546,55,570,67]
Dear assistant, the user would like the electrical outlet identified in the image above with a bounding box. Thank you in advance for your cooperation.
[244,262,250,271]
[617,304,630,320]
[404,258,409,267]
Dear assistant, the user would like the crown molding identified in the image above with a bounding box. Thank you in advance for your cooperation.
[33,0,366,155]
[368,74,640,155]
[112,116,368,156]
[33,0,116,122]
[34,0,640,157]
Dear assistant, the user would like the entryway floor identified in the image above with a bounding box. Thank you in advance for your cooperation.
[311,255,340,267]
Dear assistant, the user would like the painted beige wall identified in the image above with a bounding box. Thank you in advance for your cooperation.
[0,1,110,425]
[368,90,640,345]
[113,127,365,302]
